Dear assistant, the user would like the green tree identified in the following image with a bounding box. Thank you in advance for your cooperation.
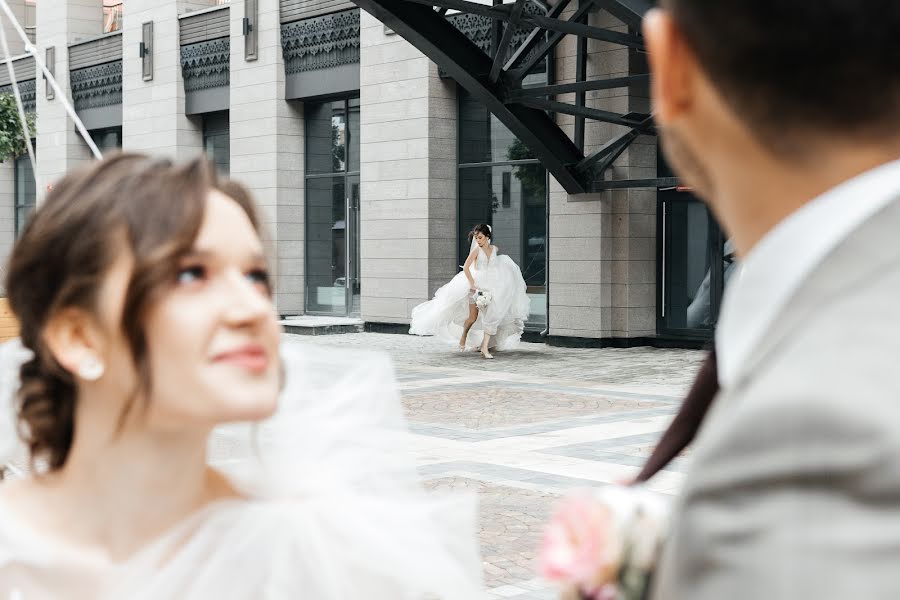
[506,138,544,192]
[0,92,36,163]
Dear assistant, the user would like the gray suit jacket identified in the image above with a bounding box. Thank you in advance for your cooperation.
[652,194,900,600]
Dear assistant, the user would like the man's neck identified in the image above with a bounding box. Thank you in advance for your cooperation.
[710,140,900,260]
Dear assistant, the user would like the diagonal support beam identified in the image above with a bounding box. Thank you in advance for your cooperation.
[489,0,526,83]
[595,128,639,175]
[349,0,588,193]
[504,0,572,71]
[574,128,639,173]
[506,74,651,99]
[510,0,597,85]
[600,0,652,30]
[515,97,652,130]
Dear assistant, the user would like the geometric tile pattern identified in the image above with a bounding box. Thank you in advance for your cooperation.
[296,332,706,598]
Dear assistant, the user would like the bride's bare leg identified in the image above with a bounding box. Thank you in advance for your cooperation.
[480,331,494,359]
[459,303,478,350]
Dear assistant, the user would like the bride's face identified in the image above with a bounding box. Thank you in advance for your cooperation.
[474,232,488,247]
[144,190,282,427]
[95,190,282,431]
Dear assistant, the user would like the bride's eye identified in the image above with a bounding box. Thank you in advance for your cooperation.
[177,265,206,285]
[246,268,271,292]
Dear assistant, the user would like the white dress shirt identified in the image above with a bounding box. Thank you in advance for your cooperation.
[716,158,900,389]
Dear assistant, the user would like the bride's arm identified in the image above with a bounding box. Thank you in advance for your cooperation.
[463,248,478,290]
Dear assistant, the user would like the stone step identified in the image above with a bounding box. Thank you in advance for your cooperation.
[279,315,364,336]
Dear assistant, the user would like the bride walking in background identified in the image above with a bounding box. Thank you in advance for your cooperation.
[410,224,530,359]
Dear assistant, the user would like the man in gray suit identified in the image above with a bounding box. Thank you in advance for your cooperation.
[643,1,900,598]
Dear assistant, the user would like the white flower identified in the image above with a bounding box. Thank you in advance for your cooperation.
[474,290,493,310]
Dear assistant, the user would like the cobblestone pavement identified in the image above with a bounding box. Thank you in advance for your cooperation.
[293,332,705,600]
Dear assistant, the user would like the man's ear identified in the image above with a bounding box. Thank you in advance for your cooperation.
[643,8,698,125]
[43,308,105,380]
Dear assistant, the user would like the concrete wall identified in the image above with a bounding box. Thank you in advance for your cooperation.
[547,7,655,340]
[230,0,305,314]
[2,1,28,56]
[359,13,457,323]
[121,0,205,159]
[35,0,102,195]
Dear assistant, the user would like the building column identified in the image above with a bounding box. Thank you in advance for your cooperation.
[230,0,304,315]
[548,7,654,340]
[121,0,210,159]
[359,13,457,324]
[35,0,102,195]
[2,1,28,57]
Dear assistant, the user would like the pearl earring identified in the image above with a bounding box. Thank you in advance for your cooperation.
[78,356,105,381]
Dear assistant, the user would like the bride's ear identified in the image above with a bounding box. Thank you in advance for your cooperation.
[43,308,105,380]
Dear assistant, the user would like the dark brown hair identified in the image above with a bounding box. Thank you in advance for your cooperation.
[5,153,265,472]
[467,223,492,241]
[664,0,900,153]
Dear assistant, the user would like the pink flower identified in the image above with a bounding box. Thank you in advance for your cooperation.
[539,492,623,593]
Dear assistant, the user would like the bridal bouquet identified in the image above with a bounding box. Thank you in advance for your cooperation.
[473,289,493,310]
[539,485,670,600]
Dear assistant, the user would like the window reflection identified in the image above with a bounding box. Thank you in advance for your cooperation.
[14,149,36,238]
[103,1,123,34]
[458,89,547,329]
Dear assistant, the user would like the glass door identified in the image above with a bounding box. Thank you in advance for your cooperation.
[347,174,361,315]
[305,98,360,316]
[657,189,733,339]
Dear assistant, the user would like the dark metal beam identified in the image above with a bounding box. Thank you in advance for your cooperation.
[489,0,526,83]
[507,74,650,99]
[403,0,643,48]
[591,177,678,191]
[574,128,638,173]
[510,0,597,86]
[601,0,652,30]
[526,14,644,48]
[516,97,650,129]
[595,128,639,175]
[574,6,587,151]
[504,0,572,71]
[349,0,588,193]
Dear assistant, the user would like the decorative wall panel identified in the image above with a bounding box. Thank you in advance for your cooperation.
[70,61,122,110]
[281,9,360,74]
[180,37,230,92]
[0,79,36,113]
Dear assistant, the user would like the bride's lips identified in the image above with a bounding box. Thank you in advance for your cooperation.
[211,344,269,375]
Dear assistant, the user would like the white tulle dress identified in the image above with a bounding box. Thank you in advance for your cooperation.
[0,339,484,599]
[409,244,531,350]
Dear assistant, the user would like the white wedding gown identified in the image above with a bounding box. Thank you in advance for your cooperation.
[0,339,484,599]
[409,245,531,350]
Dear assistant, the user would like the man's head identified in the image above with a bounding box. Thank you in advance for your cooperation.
[645,0,900,248]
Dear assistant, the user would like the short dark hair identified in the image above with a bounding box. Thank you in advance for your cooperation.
[664,0,900,152]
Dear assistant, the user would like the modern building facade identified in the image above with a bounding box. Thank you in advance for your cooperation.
[0,0,730,346]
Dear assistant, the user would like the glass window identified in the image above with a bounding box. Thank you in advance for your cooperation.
[14,150,36,238]
[90,127,122,154]
[458,90,535,164]
[305,98,361,315]
[305,101,349,174]
[659,192,734,336]
[103,1,123,34]
[202,111,230,176]
[458,88,547,329]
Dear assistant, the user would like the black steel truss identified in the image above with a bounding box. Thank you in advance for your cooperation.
[349,0,670,192]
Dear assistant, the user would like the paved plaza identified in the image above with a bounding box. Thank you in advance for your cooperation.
[294,332,705,600]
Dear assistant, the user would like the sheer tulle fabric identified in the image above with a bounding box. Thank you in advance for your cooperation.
[0,339,484,599]
[409,245,531,350]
